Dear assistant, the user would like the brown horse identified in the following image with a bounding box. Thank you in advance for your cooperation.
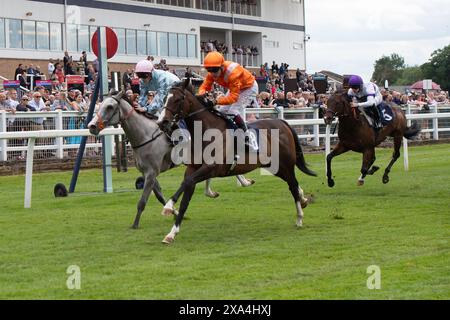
[156,79,317,244]
[324,92,420,187]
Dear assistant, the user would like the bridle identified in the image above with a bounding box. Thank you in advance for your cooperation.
[325,95,355,121]
[96,95,164,150]
[96,96,134,130]
[161,87,208,129]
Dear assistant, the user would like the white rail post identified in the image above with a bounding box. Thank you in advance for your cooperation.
[276,106,284,120]
[0,111,7,161]
[24,137,36,208]
[325,124,331,175]
[102,135,114,193]
[313,107,320,147]
[403,105,411,171]
[56,110,64,159]
[433,104,439,140]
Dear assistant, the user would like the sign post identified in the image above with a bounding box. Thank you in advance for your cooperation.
[68,26,118,194]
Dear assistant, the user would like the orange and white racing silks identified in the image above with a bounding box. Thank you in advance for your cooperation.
[199,61,256,106]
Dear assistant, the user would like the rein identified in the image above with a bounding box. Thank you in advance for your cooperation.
[163,88,208,124]
[98,96,165,150]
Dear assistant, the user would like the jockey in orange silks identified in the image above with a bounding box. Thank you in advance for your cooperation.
[199,51,259,151]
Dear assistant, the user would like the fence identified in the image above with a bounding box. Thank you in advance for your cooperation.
[1,105,450,162]
[1,107,450,208]
[200,51,261,68]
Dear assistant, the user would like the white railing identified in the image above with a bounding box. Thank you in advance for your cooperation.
[1,108,450,208]
[200,51,260,68]
[15,74,47,92]
[0,127,122,208]
[1,105,450,162]
[0,111,96,162]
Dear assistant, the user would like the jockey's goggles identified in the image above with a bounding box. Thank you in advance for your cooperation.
[136,72,151,79]
[206,67,221,73]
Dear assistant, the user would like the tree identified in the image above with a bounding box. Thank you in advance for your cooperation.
[395,66,424,86]
[371,53,405,85]
[421,44,450,91]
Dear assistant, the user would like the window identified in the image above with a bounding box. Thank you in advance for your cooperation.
[264,40,279,48]
[178,34,187,57]
[0,18,5,48]
[66,24,78,52]
[8,19,22,49]
[50,23,62,51]
[147,31,157,56]
[126,29,137,54]
[114,28,126,54]
[137,30,147,55]
[23,20,36,49]
[187,34,196,58]
[168,33,177,57]
[36,22,49,50]
[158,32,168,56]
[78,25,90,52]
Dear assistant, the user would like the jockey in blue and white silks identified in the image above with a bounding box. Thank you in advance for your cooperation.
[135,60,180,116]
[347,75,383,129]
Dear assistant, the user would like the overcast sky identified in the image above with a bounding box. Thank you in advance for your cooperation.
[305,0,450,81]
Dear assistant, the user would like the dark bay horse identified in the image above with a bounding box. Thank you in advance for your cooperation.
[156,79,317,244]
[324,92,420,187]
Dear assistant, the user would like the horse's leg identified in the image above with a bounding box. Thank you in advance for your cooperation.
[132,172,156,229]
[152,179,166,206]
[382,135,402,184]
[162,166,213,244]
[152,179,179,216]
[236,175,255,187]
[204,178,220,198]
[358,148,375,186]
[276,168,306,227]
[327,143,349,188]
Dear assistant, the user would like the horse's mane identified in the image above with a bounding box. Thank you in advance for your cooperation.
[171,79,213,109]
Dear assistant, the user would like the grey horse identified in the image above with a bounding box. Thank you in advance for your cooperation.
[88,91,253,228]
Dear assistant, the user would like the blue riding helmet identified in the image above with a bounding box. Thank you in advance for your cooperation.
[348,75,364,88]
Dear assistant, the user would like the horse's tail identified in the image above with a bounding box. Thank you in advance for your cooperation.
[282,120,317,177]
[404,121,421,139]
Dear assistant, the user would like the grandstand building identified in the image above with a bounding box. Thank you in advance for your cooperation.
[0,0,306,79]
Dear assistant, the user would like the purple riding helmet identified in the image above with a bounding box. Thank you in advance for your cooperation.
[348,75,364,89]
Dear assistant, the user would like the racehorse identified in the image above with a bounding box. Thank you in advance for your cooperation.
[88,91,226,229]
[156,79,317,244]
[324,92,420,187]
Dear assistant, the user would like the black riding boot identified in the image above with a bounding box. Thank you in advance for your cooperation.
[232,114,259,152]
[372,105,382,129]
[232,114,248,132]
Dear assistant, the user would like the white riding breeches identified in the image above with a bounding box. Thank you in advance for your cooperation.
[219,81,259,117]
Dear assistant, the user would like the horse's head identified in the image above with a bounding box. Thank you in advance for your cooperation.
[324,92,352,125]
[157,78,194,134]
[88,91,124,136]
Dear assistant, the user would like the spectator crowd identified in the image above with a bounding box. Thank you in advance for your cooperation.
[2,52,449,156]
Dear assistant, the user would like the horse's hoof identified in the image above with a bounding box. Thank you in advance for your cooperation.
[301,200,308,209]
[205,191,220,198]
[239,179,255,187]
[382,175,390,184]
[162,236,174,244]
[369,166,380,175]
[161,208,174,217]
[131,224,139,230]
[328,179,335,188]
[296,221,303,228]
[357,180,365,186]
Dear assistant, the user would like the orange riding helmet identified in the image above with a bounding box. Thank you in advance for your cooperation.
[203,51,225,68]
